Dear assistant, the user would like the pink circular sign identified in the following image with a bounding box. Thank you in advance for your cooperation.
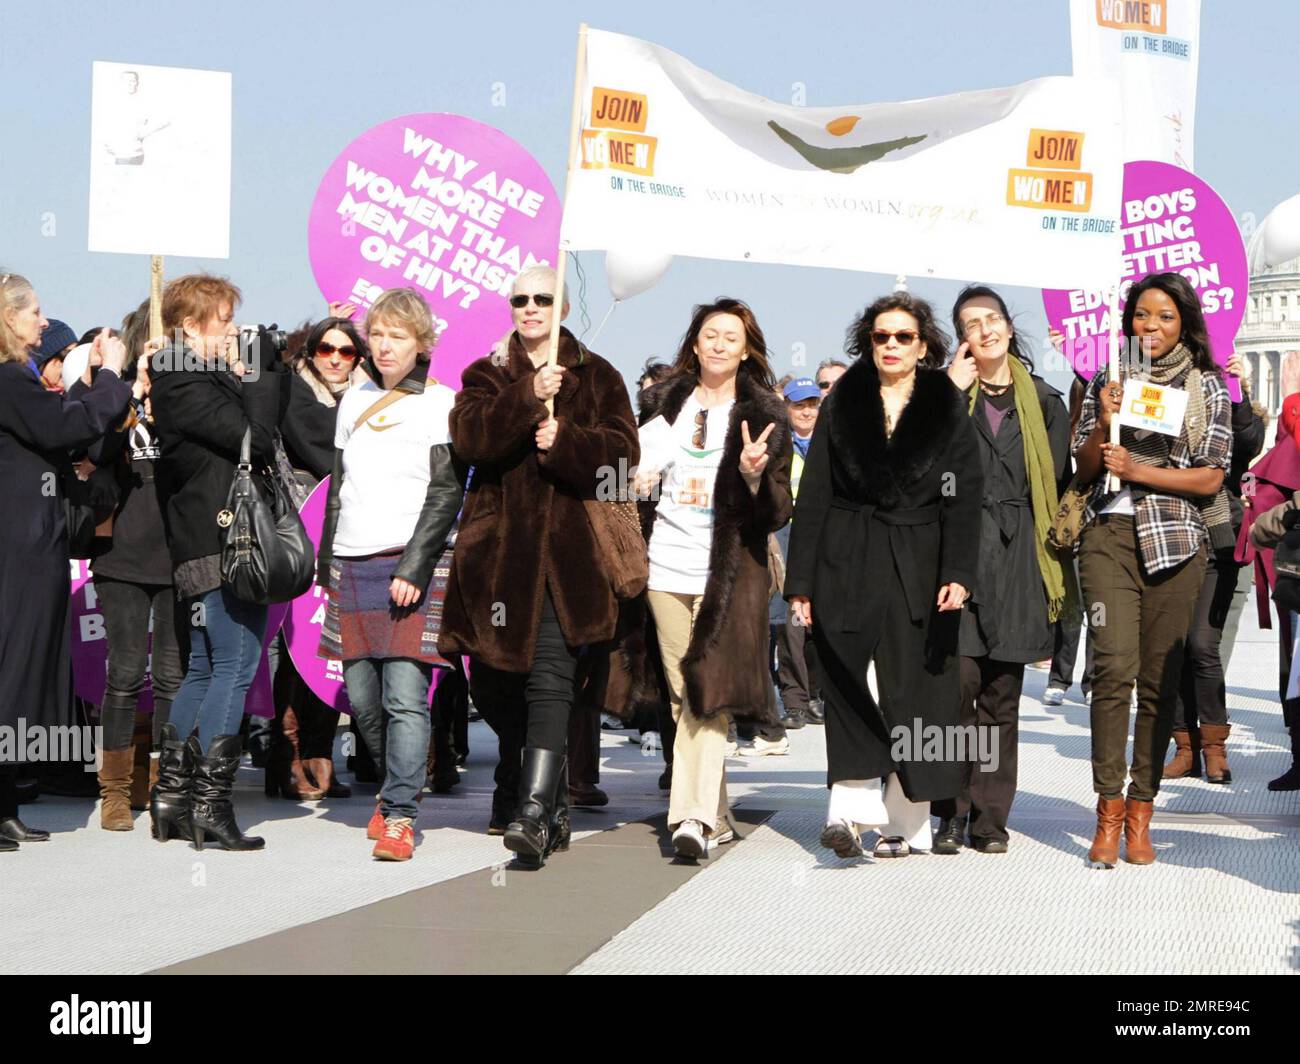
[68,559,284,717]
[308,113,561,390]
[1042,160,1248,398]
[283,479,347,710]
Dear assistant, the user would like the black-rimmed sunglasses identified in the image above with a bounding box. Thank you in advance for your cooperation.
[509,293,555,309]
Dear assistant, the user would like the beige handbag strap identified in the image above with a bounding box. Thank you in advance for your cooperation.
[352,388,411,433]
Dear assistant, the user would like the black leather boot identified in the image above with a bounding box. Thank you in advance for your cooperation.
[150,723,194,843]
[549,758,571,857]
[503,748,564,866]
[189,734,265,852]
[1268,729,1300,792]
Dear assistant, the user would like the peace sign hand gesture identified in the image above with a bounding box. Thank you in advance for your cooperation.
[739,420,774,485]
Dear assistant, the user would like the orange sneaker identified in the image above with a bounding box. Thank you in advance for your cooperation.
[372,817,415,861]
[366,803,384,841]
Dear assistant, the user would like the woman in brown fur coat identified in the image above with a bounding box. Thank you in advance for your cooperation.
[439,266,639,867]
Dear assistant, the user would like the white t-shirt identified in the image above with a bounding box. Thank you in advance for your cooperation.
[647,396,734,595]
[1100,487,1136,516]
[332,379,456,557]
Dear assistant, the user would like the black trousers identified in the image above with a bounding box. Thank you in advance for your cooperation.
[776,618,820,710]
[1049,607,1094,695]
[0,765,16,819]
[470,588,580,803]
[95,577,183,750]
[1177,553,1238,730]
[932,656,1023,844]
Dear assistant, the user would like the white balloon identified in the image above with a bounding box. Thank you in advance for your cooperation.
[1258,192,1300,269]
[60,343,94,392]
[604,249,673,301]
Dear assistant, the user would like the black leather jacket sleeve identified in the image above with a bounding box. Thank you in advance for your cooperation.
[392,443,468,589]
[316,447,345,588]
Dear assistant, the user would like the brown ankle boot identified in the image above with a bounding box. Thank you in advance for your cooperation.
[1200,724,1232,784]
[1088,796,1125,868]
[1124,797,1155,864]
[129,714,153,811]
[304,758,351,799]
[98,748,135,831]
[1162,728,1201,779]
[268,705,326,800]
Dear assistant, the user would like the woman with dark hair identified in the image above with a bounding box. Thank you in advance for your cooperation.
[634,297,792,859]
[786,293,982,860]
[638,358,673,392]
[440,267,638,867]
[88,299,184,830]
[930,285,1070,854]
[1072,272,1232,868]
[264,312,365,802]
[1160,350,1264,784]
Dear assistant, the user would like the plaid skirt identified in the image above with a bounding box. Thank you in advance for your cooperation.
[318,545,453,667]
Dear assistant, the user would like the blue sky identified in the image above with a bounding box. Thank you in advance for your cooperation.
[3,0,1296,394]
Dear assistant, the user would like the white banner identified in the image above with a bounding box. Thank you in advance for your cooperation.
[88,61,232,258]
[560,29,1125,290]
[1071,0,1200,169]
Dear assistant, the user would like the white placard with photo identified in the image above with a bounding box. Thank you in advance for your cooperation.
[88,61,232,258]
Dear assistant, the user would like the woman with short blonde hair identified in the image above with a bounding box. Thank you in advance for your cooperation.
[317,287,466,861]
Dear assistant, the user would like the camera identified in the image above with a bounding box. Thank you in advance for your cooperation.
[235,324,288,382]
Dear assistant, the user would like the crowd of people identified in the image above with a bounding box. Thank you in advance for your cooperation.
[0,263,1297,867]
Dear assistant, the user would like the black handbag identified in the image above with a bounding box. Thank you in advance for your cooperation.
[219,427,315,604]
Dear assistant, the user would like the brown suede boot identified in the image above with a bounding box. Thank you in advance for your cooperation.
[98,748,135,831]
[1124,797,1155,864]
[1162,728,1201,779]
[1200,723,1232,785]
[267,705,326,800]
[129,714,153,811]
[1087,796,1125,868]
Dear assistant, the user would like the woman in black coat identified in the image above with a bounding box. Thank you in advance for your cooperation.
[930,285,1071,855]
[263,313,361,803]
[785,293,982,860]
[149,274,284,852]
[0,272,133,850]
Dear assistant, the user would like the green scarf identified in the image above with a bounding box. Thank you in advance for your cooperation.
[967,357,1070,624]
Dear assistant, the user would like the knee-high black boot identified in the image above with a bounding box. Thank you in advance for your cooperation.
[189,734,265,852]
[150,723,194,843]
[504,748,564,866]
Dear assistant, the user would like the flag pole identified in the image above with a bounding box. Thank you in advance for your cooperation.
[1106,281,1122,493]
[149,255,165,340]
[545,22,589,414]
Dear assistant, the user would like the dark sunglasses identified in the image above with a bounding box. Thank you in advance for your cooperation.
[818,380,832,390]
[316,341,359,359]
[509,293,555,309]
[692,407,708,450]
[871,329,918,346]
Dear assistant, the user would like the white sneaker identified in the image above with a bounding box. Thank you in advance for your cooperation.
[1043,687,1066,707]
[672,819,708,859]
[723,739,739,757]
[741,735,790,757]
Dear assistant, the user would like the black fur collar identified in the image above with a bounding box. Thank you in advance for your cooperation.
[826,356,965,508]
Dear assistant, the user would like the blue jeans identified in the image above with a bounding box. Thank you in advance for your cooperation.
[171,587,268,753]
[344,658,432,821]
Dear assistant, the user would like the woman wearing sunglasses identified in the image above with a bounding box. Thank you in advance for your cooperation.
[262,311,365,804]
[928,286,1071,855]
[631,298,792,860]
[785,293,982,860]
[440,267,639,867]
